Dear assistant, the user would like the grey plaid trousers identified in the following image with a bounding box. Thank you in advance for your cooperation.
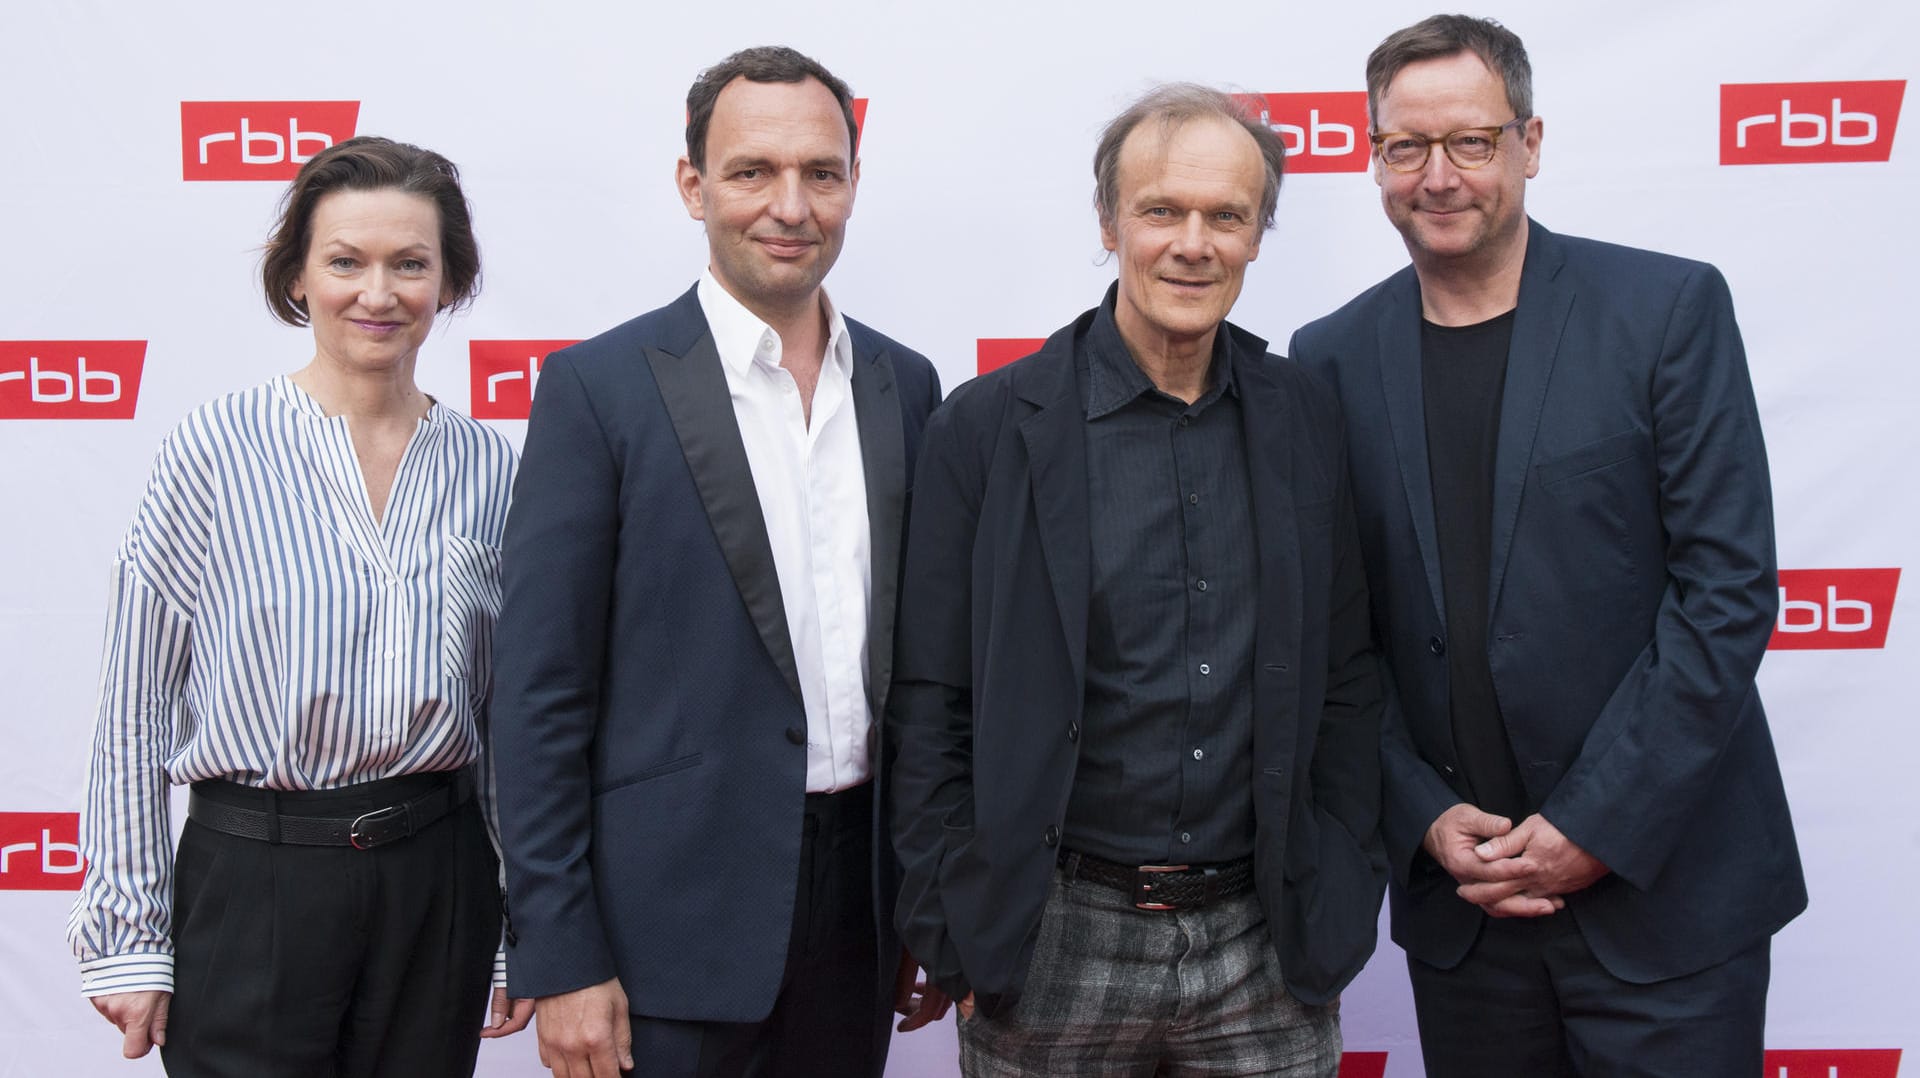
[958,870,1340,1077]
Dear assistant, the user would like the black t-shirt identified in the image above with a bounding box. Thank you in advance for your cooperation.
[1422,310,1531,823]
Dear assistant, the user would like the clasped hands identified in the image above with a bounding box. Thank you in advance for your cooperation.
[1423,803,1608,918]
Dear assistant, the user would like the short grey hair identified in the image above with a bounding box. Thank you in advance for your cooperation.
[1092,83,1287,234]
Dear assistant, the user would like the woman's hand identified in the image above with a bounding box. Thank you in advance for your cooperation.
[91,990,170,1058]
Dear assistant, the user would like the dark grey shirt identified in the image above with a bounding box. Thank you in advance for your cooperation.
[1063,292,1259,866]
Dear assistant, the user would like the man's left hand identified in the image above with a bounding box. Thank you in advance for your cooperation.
[1456,813,1608,912]
[481,986,535,1039]
[892,951,953,1032]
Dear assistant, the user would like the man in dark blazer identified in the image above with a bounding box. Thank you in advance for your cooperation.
[491,46,945,1078]
[1289,16,1805,1076]
[891,84,1384,1076]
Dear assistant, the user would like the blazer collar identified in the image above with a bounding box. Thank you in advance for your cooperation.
[1486,220,1574,615]
[1377,218,1576,624]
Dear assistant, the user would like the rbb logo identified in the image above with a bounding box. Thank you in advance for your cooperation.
[0,812,85,891]
[1721,81,1905,165]
[1769,568,1901,650]
[0,341,146,420]
[1764,1048,1903,1078]
[976,338,1044,376]
[181,101,361,181]
[1233,92,1371,173]
[1337,1052,1388,1078]
[469,340,580,420]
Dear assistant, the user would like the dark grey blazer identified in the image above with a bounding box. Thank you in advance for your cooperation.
[890,306,1387,1016]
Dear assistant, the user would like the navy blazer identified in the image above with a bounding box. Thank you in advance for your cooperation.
[1290,222,1806,982]
[890,306,1387,1016]
[490,286,940,1039]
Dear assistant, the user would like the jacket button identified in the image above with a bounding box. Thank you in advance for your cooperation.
[785,726,806,745]
[1067,722,1080,743]
[1428,636,1446,656]
[1043,825,1060,847]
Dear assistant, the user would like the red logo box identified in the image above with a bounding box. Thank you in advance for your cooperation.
[181,101,361,181]
[976,338,1044,376]
[0,812,86,891]
[1765,1049,1903,1078]
[1337,1052,1388,1078]
[1721,81,1905,165]
[1235,92,1371,173]
[0,341,146,419]
[469,340,580,420]
[1769,568,1901,650]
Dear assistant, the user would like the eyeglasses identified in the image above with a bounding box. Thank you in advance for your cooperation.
[1369,117,1529,172]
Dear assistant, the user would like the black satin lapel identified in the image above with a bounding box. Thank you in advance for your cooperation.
[645,335,803,705]
[1377,282,1448,626]
[851,347,906,717]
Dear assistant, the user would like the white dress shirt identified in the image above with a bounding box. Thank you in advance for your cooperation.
[697,272,873,793]
[67,376,517,995]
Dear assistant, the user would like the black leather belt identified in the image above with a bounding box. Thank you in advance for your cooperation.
[1059,849,1256,910]
[187,771,472,850]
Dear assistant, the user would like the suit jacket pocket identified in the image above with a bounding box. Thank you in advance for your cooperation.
[591,752,704,797]
[1295,496,1335,530]
[1534,430,1645,488]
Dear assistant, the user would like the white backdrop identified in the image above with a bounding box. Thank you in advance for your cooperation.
[1,1,1912,1075]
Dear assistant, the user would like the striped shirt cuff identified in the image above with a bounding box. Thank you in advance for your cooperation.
[493,947,507,992]
[79,952,174,997]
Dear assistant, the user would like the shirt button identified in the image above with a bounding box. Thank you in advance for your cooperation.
[1193,748,1204,760]
[1196,579,1208,592]
[1044,825,1060,848]
[1188,493,1200,505]
[785,727,806,745]
[1067,722,1080,743]
[1429,636,1446,656]
[1179,416,1192,427]
[382,649,396,660]
[1199,663,1211,675]
[1180,832,1192,844]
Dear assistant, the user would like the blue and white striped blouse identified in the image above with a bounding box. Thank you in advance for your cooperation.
[67,375,517,995]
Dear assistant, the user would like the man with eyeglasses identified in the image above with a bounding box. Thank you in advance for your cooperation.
[1290,14,1804,1077]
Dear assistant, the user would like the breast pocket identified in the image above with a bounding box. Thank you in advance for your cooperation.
[441,534,503,685]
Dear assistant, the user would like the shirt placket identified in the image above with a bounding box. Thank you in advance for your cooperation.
[1175,408,1216,853]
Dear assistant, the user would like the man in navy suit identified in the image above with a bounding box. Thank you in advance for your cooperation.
[1290,15,1805,1076]
[491,46,946,1078]
[892,84,1384,1076]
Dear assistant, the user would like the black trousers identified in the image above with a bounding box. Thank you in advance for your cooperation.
[628,784,887,1078]
[161,773,500,1078]
[1407,912,1770,1078]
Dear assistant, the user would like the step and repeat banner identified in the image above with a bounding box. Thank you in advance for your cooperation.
[1,1,1911,1075]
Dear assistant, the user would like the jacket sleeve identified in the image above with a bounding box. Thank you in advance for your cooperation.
[489,353,622,998]
[887,396,982,1002]
[1537,264,1778,889]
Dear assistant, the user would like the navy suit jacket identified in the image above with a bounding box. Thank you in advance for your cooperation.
[491,286,941,1037]
[1290,222,1806,982]
[890,307,1386,1016]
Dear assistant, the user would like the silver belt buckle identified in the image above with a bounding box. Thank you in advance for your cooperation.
[349,803,413,850]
